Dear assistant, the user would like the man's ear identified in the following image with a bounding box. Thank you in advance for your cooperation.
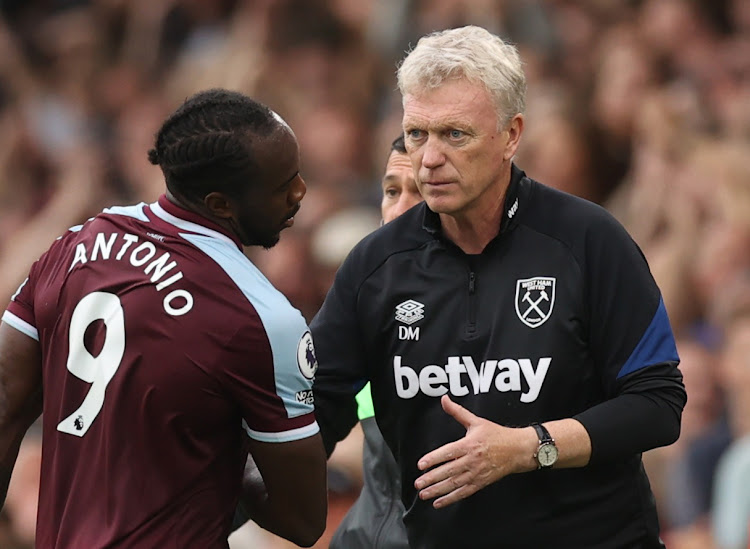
[503,114,524,161]
[204,192,234,219]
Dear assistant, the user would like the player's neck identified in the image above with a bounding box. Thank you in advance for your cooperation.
[164,191,235,236]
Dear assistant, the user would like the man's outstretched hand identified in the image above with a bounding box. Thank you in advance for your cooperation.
[414,395,537,509]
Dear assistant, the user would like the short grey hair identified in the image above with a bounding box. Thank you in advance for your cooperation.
[397,26,526,128]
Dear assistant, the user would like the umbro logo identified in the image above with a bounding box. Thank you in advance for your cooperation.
[395,299,424,325]
[395,299,423,341]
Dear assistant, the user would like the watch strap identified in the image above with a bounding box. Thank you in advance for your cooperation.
[531,422,553,445]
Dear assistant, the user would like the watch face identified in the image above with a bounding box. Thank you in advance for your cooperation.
[538,442,558,467]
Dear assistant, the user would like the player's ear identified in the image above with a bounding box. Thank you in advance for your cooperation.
[204,192,233,219]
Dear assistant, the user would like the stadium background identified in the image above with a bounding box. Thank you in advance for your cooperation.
[0,0,749,547]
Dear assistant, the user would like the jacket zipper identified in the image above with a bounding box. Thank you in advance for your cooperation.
[467,270,477,335]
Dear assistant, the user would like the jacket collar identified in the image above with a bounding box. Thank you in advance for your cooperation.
[422,163,529,239]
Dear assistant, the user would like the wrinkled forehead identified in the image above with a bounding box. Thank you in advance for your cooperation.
[384,150,413,174]
[402,80,496,124]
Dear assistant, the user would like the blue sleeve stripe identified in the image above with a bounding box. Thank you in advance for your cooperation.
[616,297,679,379]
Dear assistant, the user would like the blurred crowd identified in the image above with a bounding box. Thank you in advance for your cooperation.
[0,0,749,548]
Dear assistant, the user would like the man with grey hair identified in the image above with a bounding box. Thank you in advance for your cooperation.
[312,26,685,548]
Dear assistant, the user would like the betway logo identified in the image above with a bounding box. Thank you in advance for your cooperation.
[394,355,550,403]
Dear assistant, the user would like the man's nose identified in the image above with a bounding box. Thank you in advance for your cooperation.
[421,135,445,169]
[290,176,306,203]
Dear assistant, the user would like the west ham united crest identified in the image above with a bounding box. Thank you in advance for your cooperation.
[515,277,556,328]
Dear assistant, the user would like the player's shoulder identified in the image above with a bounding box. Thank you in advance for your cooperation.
[37,204,132,263]
[210,249,307,331]
[74,202,150,232]
[54,203,149,243]
[225,259,311,364]
[340,203,429,282]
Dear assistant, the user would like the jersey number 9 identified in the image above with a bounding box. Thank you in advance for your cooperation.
[57,291,125,437]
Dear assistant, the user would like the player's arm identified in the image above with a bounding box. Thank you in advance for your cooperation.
[237,433,327,547]
[310,263,369,457]
[222,312,328,544]
[314,377,362,457]
[0,321,43,508]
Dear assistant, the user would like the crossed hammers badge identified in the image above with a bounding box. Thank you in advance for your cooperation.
[514,277,556,328]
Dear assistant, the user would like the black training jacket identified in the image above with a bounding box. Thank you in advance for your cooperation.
[311,165,686,549]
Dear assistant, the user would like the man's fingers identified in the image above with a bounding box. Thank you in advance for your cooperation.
[440,394,476,428]
[432,483,478,509]
[416,470,479,509]
[415,458,460,488]
[417,468,472,500]
[417,439,462,471]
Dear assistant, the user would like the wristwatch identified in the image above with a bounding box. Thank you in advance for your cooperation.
[531,423,558,469]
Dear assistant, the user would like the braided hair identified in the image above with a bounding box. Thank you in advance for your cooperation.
[148,89,282,203]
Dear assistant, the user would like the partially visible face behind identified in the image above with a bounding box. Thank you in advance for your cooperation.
[402,78,520,218]
[232,126,306,248]
[381,149,422,224]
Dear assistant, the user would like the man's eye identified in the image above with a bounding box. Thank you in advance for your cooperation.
[384,188,399,198]
[449,130,464,139]
[408,129,424,140]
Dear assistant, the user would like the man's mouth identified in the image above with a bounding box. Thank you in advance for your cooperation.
[283,205,301,228]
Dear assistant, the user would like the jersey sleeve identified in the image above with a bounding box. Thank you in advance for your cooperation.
[310,254,369,456]
[4,276,39,340]
[573,208,686,463]
[176,232,319,444]
[3,238,61,340]
[4,225,83,339]
[217,312,319,445]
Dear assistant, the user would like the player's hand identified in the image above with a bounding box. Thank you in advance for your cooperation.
[414,395,535,509]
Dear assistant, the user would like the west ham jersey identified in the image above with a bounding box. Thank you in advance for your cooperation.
[3,195,319,548]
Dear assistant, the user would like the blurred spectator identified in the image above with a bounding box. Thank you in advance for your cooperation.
[712,313,750,549]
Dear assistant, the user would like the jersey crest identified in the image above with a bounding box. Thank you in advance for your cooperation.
[515,277,556,328]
